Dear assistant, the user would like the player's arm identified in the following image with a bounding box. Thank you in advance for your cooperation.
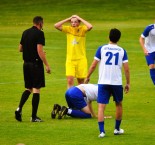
[37,44,51,74]
[72,15,93,31]
[19,44,23,52]
[54,16,72,31]
[123,62,130,93]
[85,59,98,83]
[139,36,148,55]
[87,101,97,118]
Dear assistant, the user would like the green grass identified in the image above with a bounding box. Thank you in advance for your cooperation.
[0,0,155,144]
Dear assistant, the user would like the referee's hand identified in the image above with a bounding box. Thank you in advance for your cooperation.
[46,66,51,74]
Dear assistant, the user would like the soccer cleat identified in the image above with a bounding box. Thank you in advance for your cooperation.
[15,110,22,122]
[51,104,61,119]
[114,129,124,135]
[31,116,43,122]
[58,106,68,119]
[98,132,105,138]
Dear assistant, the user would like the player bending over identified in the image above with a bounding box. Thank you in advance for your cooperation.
[51,84,98,119]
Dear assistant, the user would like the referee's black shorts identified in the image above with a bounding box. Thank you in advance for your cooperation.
[23,61,45,89]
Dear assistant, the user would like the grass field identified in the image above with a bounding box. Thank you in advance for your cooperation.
[0,0,155,144]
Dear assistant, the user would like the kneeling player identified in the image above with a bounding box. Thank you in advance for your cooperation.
[51,84,98,119]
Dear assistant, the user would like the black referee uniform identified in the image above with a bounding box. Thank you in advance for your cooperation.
[15,16,49,122]
[20,26,45,89]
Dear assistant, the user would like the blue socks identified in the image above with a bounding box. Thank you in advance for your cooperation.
[150,69,155,85]
[70,110,91,118]
[98,120,122,133]
[115,120,122,130]
[98,121,105,133]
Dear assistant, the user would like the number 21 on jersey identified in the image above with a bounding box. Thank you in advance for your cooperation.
[105,52,119,65]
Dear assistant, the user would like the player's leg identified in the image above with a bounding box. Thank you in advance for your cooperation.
[15,62,32,122]
[149,64,155,85]
[66,60,76,89]
[17,89,32,112]
[67,76,74,89]
[31,88,42,122]
[65,87,91,118]
[15,89,32,122]
[145,53,155,85]
[81,105,91,114]
[97,84,110,137]
[76,58,87,85]
[19,62,32,110]
[114,101,124,135]
[77,78,84,85]
[115,102,123,129]
[65,87,75,109]
[68,104,91,118]
[58,87,78,119]
[98,103,106,137]
[31,62,45,122]
[68,109,91,118]
[112,85,124,135]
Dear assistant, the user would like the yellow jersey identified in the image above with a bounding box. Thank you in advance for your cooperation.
[62,25,88,60]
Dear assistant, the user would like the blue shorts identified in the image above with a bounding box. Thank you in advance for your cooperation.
[97,84,123,104]
[65,87,87,109]
[145,52,155,65]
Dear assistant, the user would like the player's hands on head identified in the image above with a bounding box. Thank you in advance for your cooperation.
[71,15,80,19]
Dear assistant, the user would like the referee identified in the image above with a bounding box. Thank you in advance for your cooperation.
[15,16,51,122]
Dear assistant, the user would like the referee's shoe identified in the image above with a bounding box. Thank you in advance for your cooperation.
[15,110,22,122]
[31,116,43,122]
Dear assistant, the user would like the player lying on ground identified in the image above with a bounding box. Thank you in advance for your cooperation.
[51,84,98,119]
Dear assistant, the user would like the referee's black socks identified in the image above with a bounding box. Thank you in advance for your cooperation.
[32,93,40,118]
[18,90,31,112]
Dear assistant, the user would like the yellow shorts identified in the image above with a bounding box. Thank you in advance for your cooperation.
[66,58,87,78]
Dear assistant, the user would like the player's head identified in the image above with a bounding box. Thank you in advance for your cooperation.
[70,17,80,27]
[33,16,43,30]
[109,28,121,43]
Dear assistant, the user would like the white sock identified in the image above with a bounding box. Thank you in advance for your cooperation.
[16,107,20,111]
[67,109,72,114]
